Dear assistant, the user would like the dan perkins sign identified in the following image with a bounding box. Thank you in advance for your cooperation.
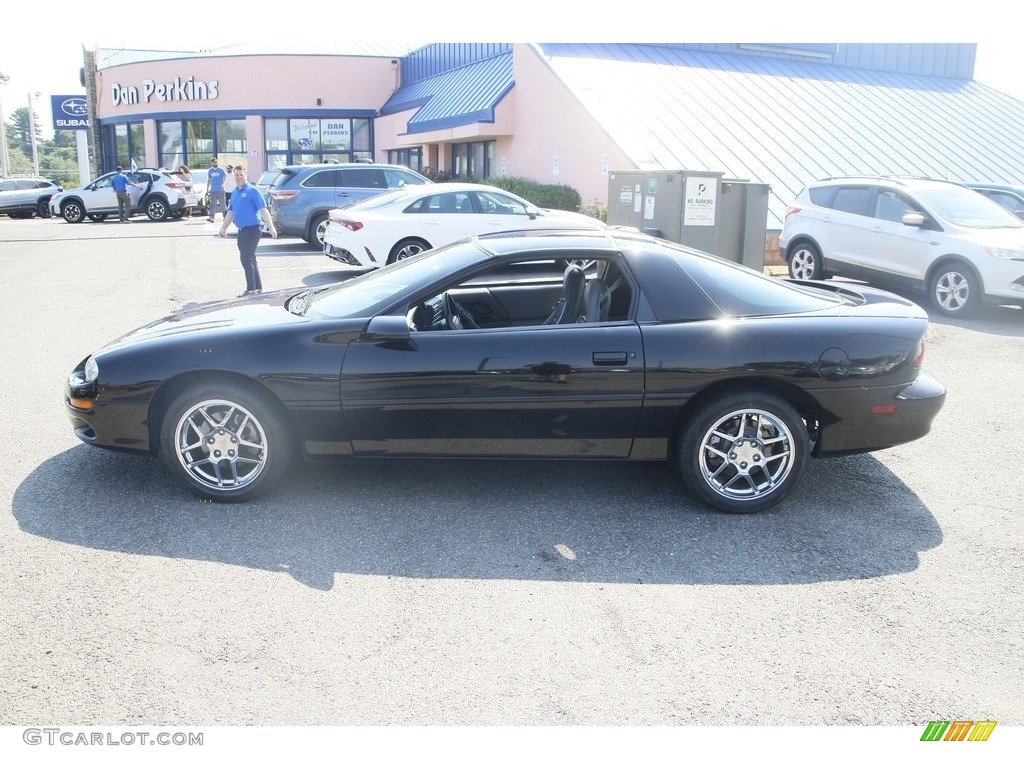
[51,95,89,131]
[110,77,219,106]
[683,176,718,227]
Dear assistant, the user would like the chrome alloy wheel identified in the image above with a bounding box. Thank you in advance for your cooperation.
[697,408,797,502]
[933,270,971,313]
[789,247,818,280]
[395,241,425,260]
[172,399,269,490]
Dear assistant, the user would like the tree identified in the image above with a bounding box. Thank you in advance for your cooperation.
[8,106,41,158]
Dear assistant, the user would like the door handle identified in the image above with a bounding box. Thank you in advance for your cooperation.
[593,352,628,366]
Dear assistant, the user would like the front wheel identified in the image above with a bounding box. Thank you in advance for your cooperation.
[929,262,979,317]
[388,238,430,264]
[37,200,53,218]
[159,381,294,502]
[87,213,108,222]
[677,389,809,513]
[61,200,85,223]
[787,242,823,280]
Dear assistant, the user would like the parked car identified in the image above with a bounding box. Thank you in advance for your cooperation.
[780,176,1024,317]
[65,228,945,513]
[0,176,62,218]
[323,182,608,268]
[49,169,199,223]
[255,170,279,198]
[189,168,209,216]
[965,183,1024,220]
[268,163,431,248]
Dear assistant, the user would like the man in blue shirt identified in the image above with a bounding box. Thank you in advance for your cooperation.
[218,164,278,296]
[206,157,229,223]
[111,166,141,222]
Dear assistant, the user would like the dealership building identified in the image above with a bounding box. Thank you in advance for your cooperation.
[83,42,1024,231]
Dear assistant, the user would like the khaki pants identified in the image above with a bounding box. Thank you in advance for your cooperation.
[116,191,131,221]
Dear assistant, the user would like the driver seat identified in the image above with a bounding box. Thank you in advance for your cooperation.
[543,265,586,325]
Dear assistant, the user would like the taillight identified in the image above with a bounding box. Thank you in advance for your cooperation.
[341,220,363,232]
[165,182,184,189]
[912,340,925,367]
[270,190,300,200]
[785,205,802,218]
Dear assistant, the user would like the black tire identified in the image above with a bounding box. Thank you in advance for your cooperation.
[9,211,32,219]
[37,200,53,218]
[307,214,329,248]
[677,389,809,513]
[145,196,169,221]
[787,241,823,280]
[928,261,980,317]
[159,380,295,502]
[87,213,108,222]
[61,200,85,223]
[388,238,430,264]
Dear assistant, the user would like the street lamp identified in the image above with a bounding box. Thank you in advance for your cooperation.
[0,72,10,178]
[28,90,41,176]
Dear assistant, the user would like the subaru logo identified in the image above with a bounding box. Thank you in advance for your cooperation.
[61,98,88,116]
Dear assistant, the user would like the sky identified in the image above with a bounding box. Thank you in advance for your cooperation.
[3,3,1023,137]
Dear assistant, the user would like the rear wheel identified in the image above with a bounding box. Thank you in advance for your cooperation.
[388,238,430,264]
[159,380,294,502]
[61,200,85,223]
[788,242,823,280]
[37,200,53,218]
[145,196,169,221]
[307,214,329,248]
[677,389,809,513]
[928,262,979,317]
[87,213,108,222]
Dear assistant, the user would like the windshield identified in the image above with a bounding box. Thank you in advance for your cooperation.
[917,187,1024,228]
[308,240,488,318]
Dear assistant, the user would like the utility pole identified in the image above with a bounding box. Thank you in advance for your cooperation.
[0,72,10,177]
[28,91,41,176]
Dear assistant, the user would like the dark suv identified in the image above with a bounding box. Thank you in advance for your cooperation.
[268,163,430,248]
[0,177,62,218]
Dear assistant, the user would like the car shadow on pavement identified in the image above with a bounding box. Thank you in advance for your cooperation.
[13,446,941,592]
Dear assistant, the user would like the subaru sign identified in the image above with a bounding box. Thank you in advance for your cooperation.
[51,95,89,130]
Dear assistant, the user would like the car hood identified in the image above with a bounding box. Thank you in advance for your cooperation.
[97,289,309,354]
[954,226,1024,249]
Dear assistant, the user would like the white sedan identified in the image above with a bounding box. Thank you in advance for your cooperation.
[322,182,606,268]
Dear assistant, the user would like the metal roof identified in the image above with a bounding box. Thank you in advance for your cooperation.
[379,52,513,134]
[534,43,1024,230]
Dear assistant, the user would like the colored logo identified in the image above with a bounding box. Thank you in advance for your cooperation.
[60,97,88,116]
[920,720,997,742]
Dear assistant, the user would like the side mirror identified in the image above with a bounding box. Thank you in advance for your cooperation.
[902,212,926,227]
[362,315,416,348]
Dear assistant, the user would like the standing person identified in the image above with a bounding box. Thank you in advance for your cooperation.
[218,164,278,297]
[111,166,141,222]
[178,164,193,217]
[206,157,228,223]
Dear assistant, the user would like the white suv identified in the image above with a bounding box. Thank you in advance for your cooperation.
[780,176,1024,317]
[49,168,198,223]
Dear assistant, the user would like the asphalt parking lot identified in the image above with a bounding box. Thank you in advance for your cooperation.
[1,215,1022,738]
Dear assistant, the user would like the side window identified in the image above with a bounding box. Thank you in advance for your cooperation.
[339,168,384,188]
[16,180,37,190]
[303,170,340,188]
[988,191,1022,213]
[383,168,425,187]
[830,186,872,216]
[436,192,473,213]
[94,176,113,189]
[0,180,16,192]
[475,190,528,215]
[807,185,837,207]
[873,190,918,223]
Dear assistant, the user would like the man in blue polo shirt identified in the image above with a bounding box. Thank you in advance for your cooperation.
[206,157,228,223]
[218,164,278,296]
[111,166,141,222]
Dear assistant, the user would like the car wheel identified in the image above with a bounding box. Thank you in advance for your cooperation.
[388,238,430,264]
[788,242,823,280]
[145,196,169,221]
[928,262,979,317]
[61,200,85,223]
[37,200,52,218]
[159,381,294,502]
[87,213,108,222]
[677,389,809,513]
[307,214,329,248]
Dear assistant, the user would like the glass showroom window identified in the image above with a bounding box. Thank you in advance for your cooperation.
[265,118,289,170]
[215,119,247,169]
[351,118,372,162]
[451,140,495,179]
[184,119,214,168]
[290,118,321,165]
[101,122,145,172]
[158,121,184,171]
[388,147,423,172]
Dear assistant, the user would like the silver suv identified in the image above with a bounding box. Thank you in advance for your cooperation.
[780,176,1024,317]
[0,177,62,218]
[49,168,198,223]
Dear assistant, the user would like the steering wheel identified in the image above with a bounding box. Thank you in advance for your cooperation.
[442,292,480,330]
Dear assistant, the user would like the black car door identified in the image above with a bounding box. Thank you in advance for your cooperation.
[339,322,645,458]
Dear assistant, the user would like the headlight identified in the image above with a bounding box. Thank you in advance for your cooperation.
[983,246,1024,260]
[69,355,99,387]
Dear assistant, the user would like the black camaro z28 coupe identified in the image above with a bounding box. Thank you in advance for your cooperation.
[66,229,945,513]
